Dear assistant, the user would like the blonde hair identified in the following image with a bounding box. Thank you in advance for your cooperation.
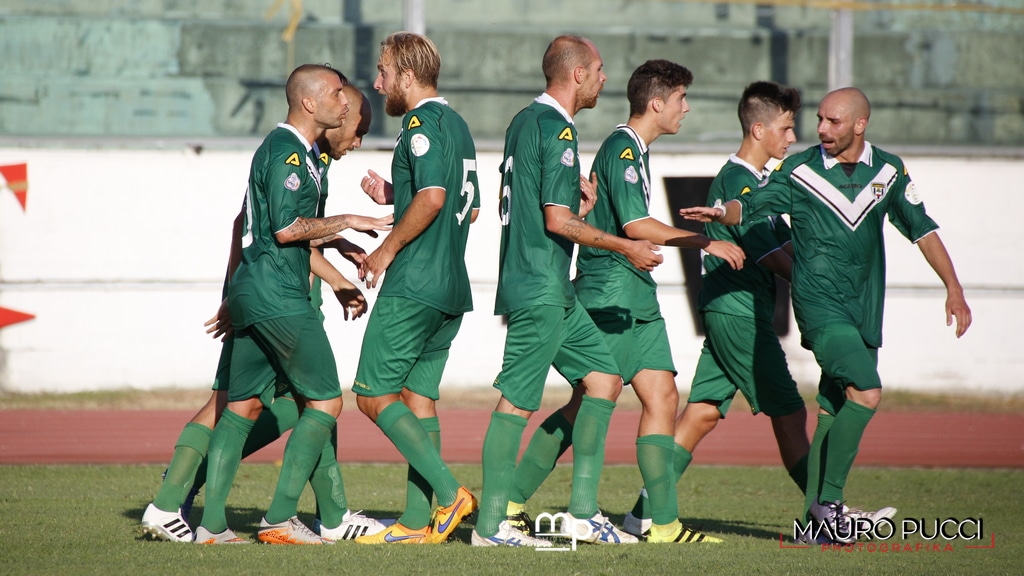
[380,32,441,88]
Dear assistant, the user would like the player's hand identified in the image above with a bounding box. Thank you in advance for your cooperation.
[579,172,598,218]
[946,288,972,338]
[333,283,367,320]
[361,169,394,205]
[204,298,233,341]
[359,246,395,289]
[705,239,745,270]
[624,239,663,272]
[328,236,368,269]
[345,213,394,238]
[679,205,725,223]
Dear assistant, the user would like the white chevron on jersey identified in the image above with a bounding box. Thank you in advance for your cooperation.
[791,163,898,231]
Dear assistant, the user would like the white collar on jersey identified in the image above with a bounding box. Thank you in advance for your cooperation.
[277,122,313,152]
[727,154,770,180]
[535,93,574,124]
[616,124,648,155]
[412,96,449,110]
[821,141,875,170]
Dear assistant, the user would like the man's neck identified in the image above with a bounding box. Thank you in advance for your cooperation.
[283,114,322,150]
[735,138,770,172]
[544,85,578,118]
[626,115,661,147]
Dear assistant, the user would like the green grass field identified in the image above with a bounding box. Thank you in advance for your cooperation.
[0,463,1018,576]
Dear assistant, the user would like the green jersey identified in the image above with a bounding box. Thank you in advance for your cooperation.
[738,143,938,347]
[229,123,322,328]
[495,94,582,315]
[574,125,661,321]
[379,98,479,315]
[308,145,333,318]
[700,155,792,320]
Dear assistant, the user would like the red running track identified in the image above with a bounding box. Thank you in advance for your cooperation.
[1,408,1022,468]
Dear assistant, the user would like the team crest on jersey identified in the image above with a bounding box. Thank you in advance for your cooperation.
[619,148,635,161]
[624,165,638,184]
[905,181,923,205]
[411,133,431,157]
[872,182,885,201]
[285,152,301,166]
[558,127,574,141]
[560,148,575,167]
[284,172,301,191]
[407,115,422,130]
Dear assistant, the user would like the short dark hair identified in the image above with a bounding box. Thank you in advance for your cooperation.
[627,60,693,117]
[738,81,801,135]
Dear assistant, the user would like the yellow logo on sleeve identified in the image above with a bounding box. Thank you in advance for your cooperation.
[558,127,574,141]
[319,153,329,165]
[285,152,301,166]
[741,186,751,195]
[619,148,635,161]
[407,115,421,130]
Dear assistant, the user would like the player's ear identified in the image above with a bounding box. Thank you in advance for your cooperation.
[752,122,764,140]
[651,97,663,113]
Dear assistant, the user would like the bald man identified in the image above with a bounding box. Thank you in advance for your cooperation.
[193,64,391,545]
[680,87,971,544]
[474,35,661,548]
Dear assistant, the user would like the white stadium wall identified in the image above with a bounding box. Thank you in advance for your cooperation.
[0,147,1020,394]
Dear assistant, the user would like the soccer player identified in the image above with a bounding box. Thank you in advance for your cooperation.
[192,64,391,545]
[503,60,744,545]
[472,35,662,548]
[141,79,386,544]
[680,86,972,543]
[349,32,480,546]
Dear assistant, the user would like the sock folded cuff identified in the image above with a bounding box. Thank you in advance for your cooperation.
[419,416,441,434]
[176,422,213,451]
[843,400,877,419]
[636,434,676,450]
[302,406,338,430]
[580,395,616,415]
[490,410,528,429]
[221,408,256,432]
[376,401,413,434]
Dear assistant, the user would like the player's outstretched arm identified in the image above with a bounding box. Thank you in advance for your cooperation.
[310,249,366,320]
[544,205,662,272]
[361,169,395,205]
[679,200,743,226]
[275,213,394,244]
[916,232,972,338]
[624,217,745,270]
[578,172,598,218]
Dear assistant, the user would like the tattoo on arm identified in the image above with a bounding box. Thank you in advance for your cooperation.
[559,215,605,245]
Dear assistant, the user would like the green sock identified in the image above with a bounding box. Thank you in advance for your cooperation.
[631,441,691,521]
[788,454,809,495]
[376,402,459,506]
[674,442,694,479]
[192,396,300,495]
[510,409,573,505]
[636,434,679,525]
[153,423,211,513]
[199,410,254,533]
[308,425,348,529]
[398,416,440,530]
[567,396,615,519]
[819,401,875,504]
[478,411,528,538]
[803,412,835,521]
[265,407,335,524]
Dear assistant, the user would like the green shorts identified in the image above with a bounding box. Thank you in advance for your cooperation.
[803,323,881,415]
[211,335,233,392]
[353,296,463,400]
[227,308,341,403]
[493,302,619,412]
[687,311,803,418]
[588,310,675,383]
